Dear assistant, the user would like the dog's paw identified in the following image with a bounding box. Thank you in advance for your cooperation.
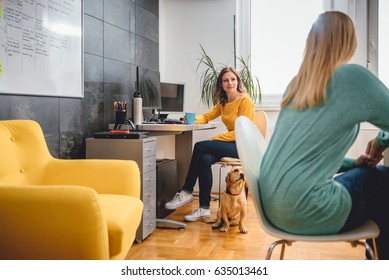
[239,227,248,234]
[212,223,221,229]
[219,226,229,232]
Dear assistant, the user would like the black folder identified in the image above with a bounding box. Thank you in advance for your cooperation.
[93,131,148,139]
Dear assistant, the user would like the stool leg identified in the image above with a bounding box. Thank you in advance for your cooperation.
[218,164,224,208]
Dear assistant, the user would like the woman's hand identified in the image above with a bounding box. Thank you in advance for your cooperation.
[353,154,369,168]
[364,136,386,167]
[353,154,383,168]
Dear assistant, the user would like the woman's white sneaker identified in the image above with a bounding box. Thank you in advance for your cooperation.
[184,207,211,222]
[165,191,193,210]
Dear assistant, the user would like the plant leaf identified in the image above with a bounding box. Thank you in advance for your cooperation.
[196,44,261,106]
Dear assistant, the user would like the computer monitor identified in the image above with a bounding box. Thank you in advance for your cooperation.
[160,82,185,113]
[137,66,162,110]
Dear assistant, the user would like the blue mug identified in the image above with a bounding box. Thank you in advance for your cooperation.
[185,112,196,125]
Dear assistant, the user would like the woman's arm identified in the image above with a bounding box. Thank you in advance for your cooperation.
[337,154,372,173]
[195,105,221,124]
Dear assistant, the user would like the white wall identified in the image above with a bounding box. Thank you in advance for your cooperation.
[160,0,236,114]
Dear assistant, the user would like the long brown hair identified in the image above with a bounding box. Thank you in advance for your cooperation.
[281,11,357,109]
[214,67,247,105]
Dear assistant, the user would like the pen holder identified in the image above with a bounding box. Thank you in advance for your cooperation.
[115,111,127,125]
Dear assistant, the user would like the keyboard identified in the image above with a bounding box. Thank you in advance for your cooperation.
[161,118,184,124]
[143,119,184,124]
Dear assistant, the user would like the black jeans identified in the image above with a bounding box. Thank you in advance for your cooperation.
[181,140,239,208]
[335,165,389,259]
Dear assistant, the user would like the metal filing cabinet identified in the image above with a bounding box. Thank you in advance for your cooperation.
[85,137,156,243]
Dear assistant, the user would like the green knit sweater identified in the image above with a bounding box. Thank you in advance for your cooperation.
[259,64,389,235]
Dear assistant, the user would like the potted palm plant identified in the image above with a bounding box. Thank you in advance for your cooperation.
[196,44,261,107]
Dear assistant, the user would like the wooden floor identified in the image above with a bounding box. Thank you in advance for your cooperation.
[126,195,365,260]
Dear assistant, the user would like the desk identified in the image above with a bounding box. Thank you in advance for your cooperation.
[137,122,217,187]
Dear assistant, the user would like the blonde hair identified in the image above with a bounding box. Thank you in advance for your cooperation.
[281,11,357,109]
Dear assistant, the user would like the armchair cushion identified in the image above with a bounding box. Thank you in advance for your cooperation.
[0,185,110,259]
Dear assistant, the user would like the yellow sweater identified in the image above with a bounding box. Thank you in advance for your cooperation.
[195,93,255,141]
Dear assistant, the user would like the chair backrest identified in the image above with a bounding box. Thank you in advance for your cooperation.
[254,110,268,139]
[235,116,274,230]
[0,120,52,185]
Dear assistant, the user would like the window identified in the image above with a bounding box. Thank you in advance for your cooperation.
[250,1,323,105]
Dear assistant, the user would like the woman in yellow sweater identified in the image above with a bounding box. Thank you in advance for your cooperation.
[165,67,255,221]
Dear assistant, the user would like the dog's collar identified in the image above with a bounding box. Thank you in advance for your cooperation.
[226,188,240,196]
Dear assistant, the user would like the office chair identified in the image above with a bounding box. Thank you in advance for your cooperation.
[212,111,268,206]
[234,116,380,260]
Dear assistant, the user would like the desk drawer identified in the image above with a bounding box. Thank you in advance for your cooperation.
[143,169,156,189]
[143,141,156,158]
[142,155,156,174]
[142,212,156,239]
[136,198,156,243]
[143,198,156,219]
[142,180,156,203]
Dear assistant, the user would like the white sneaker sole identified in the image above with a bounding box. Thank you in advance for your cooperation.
[184,214,211,222]
[165,197,193,210]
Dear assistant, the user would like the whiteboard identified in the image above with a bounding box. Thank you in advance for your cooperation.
[0,0,83,98]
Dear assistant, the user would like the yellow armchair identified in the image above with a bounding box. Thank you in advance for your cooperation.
[0,120,143,260]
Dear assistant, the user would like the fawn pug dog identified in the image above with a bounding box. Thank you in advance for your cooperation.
[212,166,248,233]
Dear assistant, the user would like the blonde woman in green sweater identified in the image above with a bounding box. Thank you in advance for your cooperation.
[259,11,389,258]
